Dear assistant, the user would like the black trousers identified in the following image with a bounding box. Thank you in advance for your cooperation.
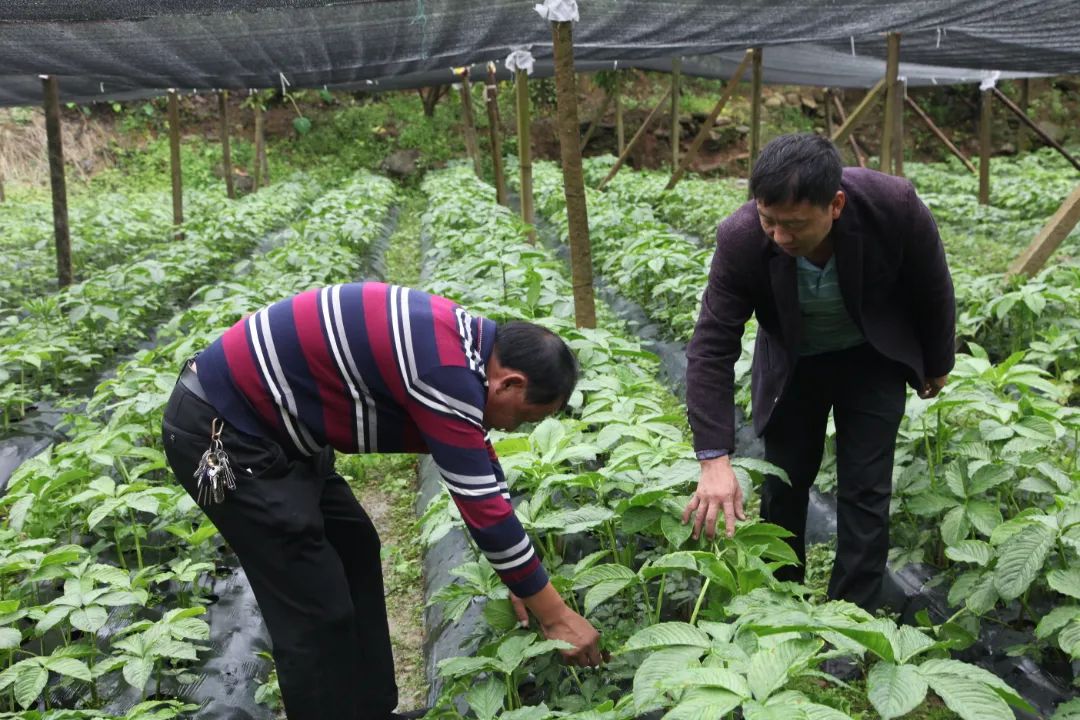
[161,381,398,720]
[759,343,907,611]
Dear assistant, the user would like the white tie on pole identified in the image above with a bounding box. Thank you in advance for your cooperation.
[505,46,536,75]
[534,0,579,22]
[980,71,1001,91]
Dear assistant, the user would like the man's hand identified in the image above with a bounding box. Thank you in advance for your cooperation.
[682,455,745,539]
[521,583,606,667]
[510,592,529,628]
[919,375,948,399]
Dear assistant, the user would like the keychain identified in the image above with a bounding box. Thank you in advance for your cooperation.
[194,418,236,505]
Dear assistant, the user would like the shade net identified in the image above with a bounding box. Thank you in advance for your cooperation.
[0,1,1074,106]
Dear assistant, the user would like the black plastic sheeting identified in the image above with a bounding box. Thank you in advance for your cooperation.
[0,0,1078,106]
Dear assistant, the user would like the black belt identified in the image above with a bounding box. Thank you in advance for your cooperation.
[179,363,211,404]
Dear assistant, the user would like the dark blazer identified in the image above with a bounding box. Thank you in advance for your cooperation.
[686,167,956,453]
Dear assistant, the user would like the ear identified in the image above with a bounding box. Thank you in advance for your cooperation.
[495,370,527,394]
[831,190,846,220]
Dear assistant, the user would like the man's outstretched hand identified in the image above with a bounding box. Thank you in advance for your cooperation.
[682,455,745,540]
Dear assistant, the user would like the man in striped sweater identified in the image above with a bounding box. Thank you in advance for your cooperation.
[161,282,602,720]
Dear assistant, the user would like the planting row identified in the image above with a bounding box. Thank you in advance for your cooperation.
[418,164,1026,720]
[0,171,397,716]
[0,177,320,426]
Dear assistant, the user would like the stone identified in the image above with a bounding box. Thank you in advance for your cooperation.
[381,148,422,179]
[801,95,818,110]
[764,96,784,109]
[785,92,801,106]
[1037,121,1067,144]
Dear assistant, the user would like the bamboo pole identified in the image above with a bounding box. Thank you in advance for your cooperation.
[831,93,868,167]
[1008,182,1080,276]
[665,50,752,191]
[749,48,763,175]
[615,71,625,154]
[596,87,671,191]
[484,63,508,206]
[457,69,483,178]
[515,69,536,244]
[42,75,72,288]
[551,19,596,328]
[1017,78,1030,154]
[218,91,235,199]
[979,87,992,205]
[831,78,886,147]
[905,95,976,173]
[168,90,184,240]
[993,87,1080,173]
[253,102,264,190]
[881,32,901,174]
[579,87,614,152]
[671,58,682,169]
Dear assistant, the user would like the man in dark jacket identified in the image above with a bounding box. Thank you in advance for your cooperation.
[682,133,955,609]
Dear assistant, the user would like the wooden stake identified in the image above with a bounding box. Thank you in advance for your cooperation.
[259,113,269,187]
[881,33,901,174]
[218,91,235,199]
[484,64,508,207]
[597,87,671,191]
[457,69,483,178]
[1017,78,1030,154]
[1009,182,1080,276]
[665,50,752,191]
[579,87,614,152]
[892,78,905,176]
[979,87,992,205]
[671,58,682,169]
[993,87,1080,173]
[253,103,264,190]
[831,78,886,147]
[42,75,72,288]
[749,48,763,175]
[551,20,596,329]
[615,71,625,155]
[515,69,536,244]
[824,88,833,138]
[168,90,184,240]
[905,95,976,173]
[831,93,868,167]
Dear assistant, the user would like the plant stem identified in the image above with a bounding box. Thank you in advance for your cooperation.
[128,510,144,570]
[690,578,711,625]
[654,573,666,624]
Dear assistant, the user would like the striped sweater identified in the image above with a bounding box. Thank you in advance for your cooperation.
[195,282,548,597]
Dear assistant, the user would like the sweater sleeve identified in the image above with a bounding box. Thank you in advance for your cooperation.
[411,365,549,598]
[685,217,756,453]
[900,182,956,378]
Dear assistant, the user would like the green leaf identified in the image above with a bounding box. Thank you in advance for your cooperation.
[661,667,750,698]
[633,647,703,713]
[621,623,711,653]
[766,690,855,719]
[483,598,520,633]
[993,521,1057,600]
[584,578,636,615]
[1035,605,1080,640]
[940,506,970,546]
[747,638,822,701]
[122,656,154,691]
[533,506,614,534]
[43,656,91,682]
[71,606,108,633]
[889,626,936,664]
[944,539,992,566]
[574,563,637,588]
[661,513,693,548]
[921,672,1013,720]
[466,676,505,720]
[867,662,928,719]
[15,663,48,709]
[641,551,700,578]
[1047,568,1080,600]
[664,687,742,720]
[436,655,501,679]
[968,464,1013,495]
[918,659,1032,711]
[1057,622,1080,659]
[0,628,21,649]
[964,500,1002,537]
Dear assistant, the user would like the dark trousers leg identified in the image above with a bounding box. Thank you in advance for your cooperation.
[761,358,831,584]
[828,347,906,610]
[161,384,397,720]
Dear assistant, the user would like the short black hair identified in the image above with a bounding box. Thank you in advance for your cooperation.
[492,321,578,409]
[750,133,843,208]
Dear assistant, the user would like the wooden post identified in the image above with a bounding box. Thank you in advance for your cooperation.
[579,88,614,152]
[979,87,992,205]
[168,90,184,239]
[993,87,1080,172]
[615,71,625,155]
[42,75,72,288]
[551,19,596,329]
[666,50,752,191]
[880,32,901,174]
[831,78,887,147]
[218,91,235,199]
[905,95,977,173]
[1017,78,1030,154]
[259,114,269,187]
[831,93,868,167]
[596,87,672,191]
[749,48,763,175]
[253,102,264,190]
[457,69,483,178]
[484,63,509,207]
[671,57,682,169]
[516,69,536,244]
[824,88,833,138]
[892,78,905,177]
[1008,182,1080,276]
